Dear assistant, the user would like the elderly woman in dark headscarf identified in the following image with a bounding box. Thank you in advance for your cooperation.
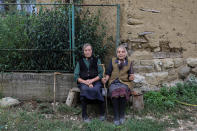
[74,43,105,123]
[102,45,134,126]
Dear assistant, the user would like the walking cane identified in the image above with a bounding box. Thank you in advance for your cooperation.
[99,64,109,117]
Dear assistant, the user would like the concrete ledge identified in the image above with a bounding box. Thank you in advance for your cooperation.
[0,72,77,101]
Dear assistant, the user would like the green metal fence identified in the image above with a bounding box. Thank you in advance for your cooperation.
[0,3,120,72]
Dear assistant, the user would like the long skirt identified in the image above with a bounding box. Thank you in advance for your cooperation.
[109,80,130,100]
[78,81,104,102]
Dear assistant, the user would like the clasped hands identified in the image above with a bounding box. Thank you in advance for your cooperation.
[83,79,94,88]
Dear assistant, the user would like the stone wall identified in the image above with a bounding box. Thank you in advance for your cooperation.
[82,0,197,90]
[0,73,77,101]
[133,58,197,91]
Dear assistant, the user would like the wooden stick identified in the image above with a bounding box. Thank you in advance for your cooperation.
[53,72,61,111]
[53,73,56,111]
[99,64,109,117]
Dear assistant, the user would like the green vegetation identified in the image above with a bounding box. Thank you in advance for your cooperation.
[144,81,197,114]
[0,81,196,130]
[57,103,81,115]
[0,106,172,131]
[0,5,112,71]
[0,109,75,131]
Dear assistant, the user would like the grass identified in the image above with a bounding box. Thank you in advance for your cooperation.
[0,107,75,131]
[0,107,173,131]
[0,103,177,131]
[0,81,196,130]
[0,102,185,131]
[125,118,170,131]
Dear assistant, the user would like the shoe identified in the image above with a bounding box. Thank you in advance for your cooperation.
[99,115,105,121]
[83,117,91,123]
[114,120,120,126]
[120,118,125,124]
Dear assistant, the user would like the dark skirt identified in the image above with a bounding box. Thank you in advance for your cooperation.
[109,80,130,100]
[78,81,104,102]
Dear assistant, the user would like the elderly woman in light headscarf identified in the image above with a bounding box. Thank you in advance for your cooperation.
[102,45,134,126]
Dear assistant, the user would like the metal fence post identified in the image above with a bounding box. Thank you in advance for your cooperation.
[116,4,120,48]
[68,4,72,69]
[72,4,75,67]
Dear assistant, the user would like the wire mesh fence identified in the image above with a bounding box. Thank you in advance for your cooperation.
[0,3,73,72]
[0,2,120,72]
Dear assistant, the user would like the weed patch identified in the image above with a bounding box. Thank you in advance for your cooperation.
[144,82,197,114]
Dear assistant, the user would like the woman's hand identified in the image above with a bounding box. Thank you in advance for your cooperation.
[78,78,94,88]
[87,79,94,85]
[129,74,134,81]
[102,75,109,84]
[101,77,107,84]
[83,79,94,88]
[89,84,93,88]
[78,76,100,87]
[83,80,90,86]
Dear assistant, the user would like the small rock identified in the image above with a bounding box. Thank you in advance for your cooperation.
[153,47,160,52]
[145,73,159,85]
[162,58,174,69]
[178,66,190,79]
[0,97,20,108]
[140,60,154,66]
[186,58,197,67]
[173,58,184,68]
[153,59,162,71]
[133,65,155,73]
[133,74,146,83]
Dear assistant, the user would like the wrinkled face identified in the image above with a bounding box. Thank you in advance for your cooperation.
[117,48,127,60]
[84,46,92,58]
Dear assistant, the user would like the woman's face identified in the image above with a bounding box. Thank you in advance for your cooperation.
[84,46,92,58]
[117,48,127,60]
